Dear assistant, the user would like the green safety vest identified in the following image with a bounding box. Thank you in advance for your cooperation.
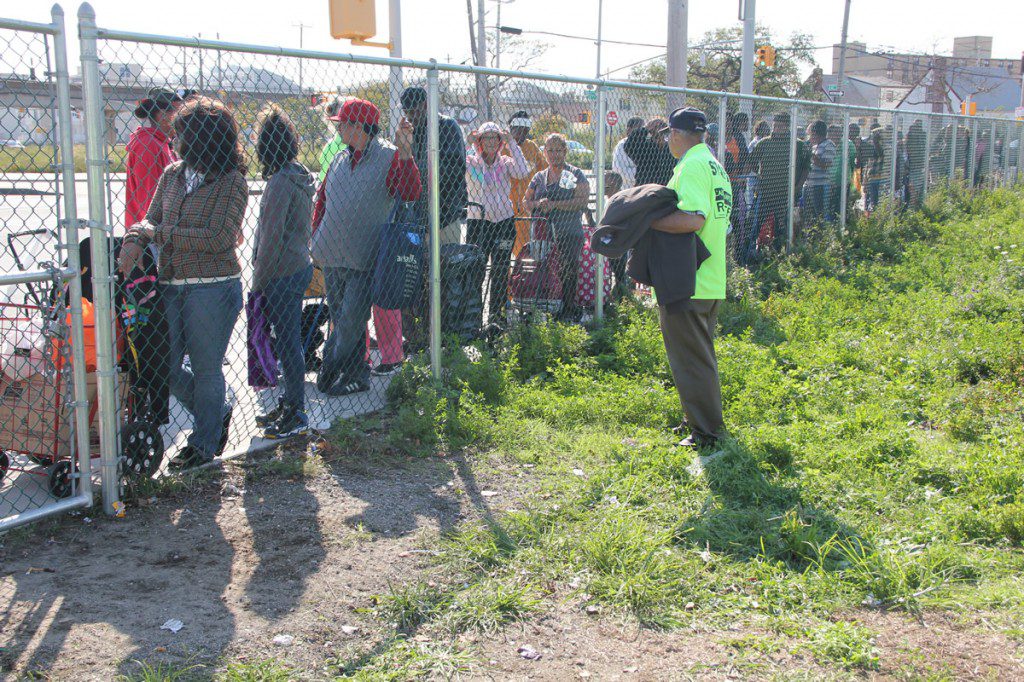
[667,143,732,300]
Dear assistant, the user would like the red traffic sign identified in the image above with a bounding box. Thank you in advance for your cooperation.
[606,110,619,126]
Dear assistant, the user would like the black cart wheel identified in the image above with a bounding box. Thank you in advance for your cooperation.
[48,460,73,499]
[0,451,9,484]
[120,420,165,478]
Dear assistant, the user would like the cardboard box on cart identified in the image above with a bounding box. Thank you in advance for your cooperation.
[0,369,102,461]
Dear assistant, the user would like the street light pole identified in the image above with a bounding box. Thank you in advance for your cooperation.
[388,0,402,136]
[293,22,310,92]
[596,0,603,79]
[836,0,852,104]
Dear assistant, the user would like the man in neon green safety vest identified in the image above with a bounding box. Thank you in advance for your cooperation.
[651,107,732,451]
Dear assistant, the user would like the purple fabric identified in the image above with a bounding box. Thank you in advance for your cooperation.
[247,292,278,389]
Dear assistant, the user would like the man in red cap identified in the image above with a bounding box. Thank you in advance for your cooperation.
[310,99,421,396]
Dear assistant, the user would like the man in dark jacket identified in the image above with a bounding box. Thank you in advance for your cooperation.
[624,117,678,186]
[401,86,468,243]
[652,107,732,452]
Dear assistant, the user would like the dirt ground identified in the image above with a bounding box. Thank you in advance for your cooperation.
[1,439,1022,681]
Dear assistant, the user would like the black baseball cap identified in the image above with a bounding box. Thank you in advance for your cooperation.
[133,86,195,119]
[400,86,427,109]
[668,107,707,134]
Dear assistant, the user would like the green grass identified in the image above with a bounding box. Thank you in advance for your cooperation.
[332,184,1024,669]
[0,144,127,174]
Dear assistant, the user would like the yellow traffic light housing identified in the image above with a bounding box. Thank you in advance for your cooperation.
[756,45,777,67]
[960,100,977,116]
[578,112,592,125]
[329,0,392,49]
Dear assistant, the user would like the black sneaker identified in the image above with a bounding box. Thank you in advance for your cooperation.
[217,407,233,457]
[371,361,403,376]
[264,407,310,440]
[256,399,284,429]
[325,379,370,397]
[168,445,210,472]
[316,366,340,393]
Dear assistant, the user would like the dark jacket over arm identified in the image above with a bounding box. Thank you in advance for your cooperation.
[592,184,711,305]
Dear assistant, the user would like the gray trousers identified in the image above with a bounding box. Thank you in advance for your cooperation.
[658,299,724,441]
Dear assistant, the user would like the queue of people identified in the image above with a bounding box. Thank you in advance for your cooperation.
[122,81,953,470]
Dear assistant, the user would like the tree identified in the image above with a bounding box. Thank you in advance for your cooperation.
[629,25,817,99]
[485,33,550,118]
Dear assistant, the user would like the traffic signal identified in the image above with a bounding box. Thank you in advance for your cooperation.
[329,0,377,41]
[960,100,977,116]
[756,45,777,68]
[578,111,592,125]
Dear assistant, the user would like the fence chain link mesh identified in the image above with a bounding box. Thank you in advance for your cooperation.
[1,14,92,532]
[2,7,1024,520]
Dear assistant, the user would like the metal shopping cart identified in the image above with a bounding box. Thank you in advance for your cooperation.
[508,215,563,322]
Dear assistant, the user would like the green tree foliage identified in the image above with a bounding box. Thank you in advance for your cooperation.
[630,25,818,99]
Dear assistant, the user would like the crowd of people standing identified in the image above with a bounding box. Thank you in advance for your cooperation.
[113,79,992,470]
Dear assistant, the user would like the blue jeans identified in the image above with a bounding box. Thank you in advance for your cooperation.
[319,267,372,389]
[802,184,828,225]
[262,265,313,410]
[161,279,242,459]
[866,179,883,210]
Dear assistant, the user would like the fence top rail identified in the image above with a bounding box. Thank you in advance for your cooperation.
[80,9,1024,127]
[0,7,60,35]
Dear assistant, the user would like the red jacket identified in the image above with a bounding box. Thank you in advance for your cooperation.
[124,126,174,228]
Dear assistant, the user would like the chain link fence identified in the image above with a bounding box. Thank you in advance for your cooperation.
[1,8,94,532]
[1,6,1023,525]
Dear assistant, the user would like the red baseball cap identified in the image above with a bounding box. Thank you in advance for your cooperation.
[327,98,380,126]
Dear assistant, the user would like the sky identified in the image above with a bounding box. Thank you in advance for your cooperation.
[30,0,1024,83]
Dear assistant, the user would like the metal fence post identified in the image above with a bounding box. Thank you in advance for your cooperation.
[787,104,797,248]
[923,115,932,196]
[716,95,727,164]
[594,84,607,321]
[840,109,850,234]
[1018,123,1023,186]
[52,3,92,503]
[1001,123,1011,188]
[889,112,899,199]
[949,116,957,181]
[967,119,977,190]
[986,121,996,189]
[426,62,442,380]
[78,2,119,515]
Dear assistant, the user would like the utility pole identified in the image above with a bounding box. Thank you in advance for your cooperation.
[478,0,489,119]
[596,0,604,79]
[388,0,402,136]
[293,22,310,92]
[836,0,852,104]
[666,0,688,110]
[739,0,755,115]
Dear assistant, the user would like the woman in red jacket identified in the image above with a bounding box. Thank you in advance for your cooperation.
[124,87,192,228]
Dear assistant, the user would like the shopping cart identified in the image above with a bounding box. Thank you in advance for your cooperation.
[508,215,563,322]
[0,300,87,498]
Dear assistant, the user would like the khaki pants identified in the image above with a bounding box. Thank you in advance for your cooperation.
[658,299,723,441]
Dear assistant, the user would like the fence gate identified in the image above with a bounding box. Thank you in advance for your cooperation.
[0,8,94,532]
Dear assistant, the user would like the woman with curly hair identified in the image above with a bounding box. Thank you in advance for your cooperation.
[120,97,248,470]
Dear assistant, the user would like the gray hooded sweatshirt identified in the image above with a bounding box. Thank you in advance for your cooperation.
[253,161,315,291]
